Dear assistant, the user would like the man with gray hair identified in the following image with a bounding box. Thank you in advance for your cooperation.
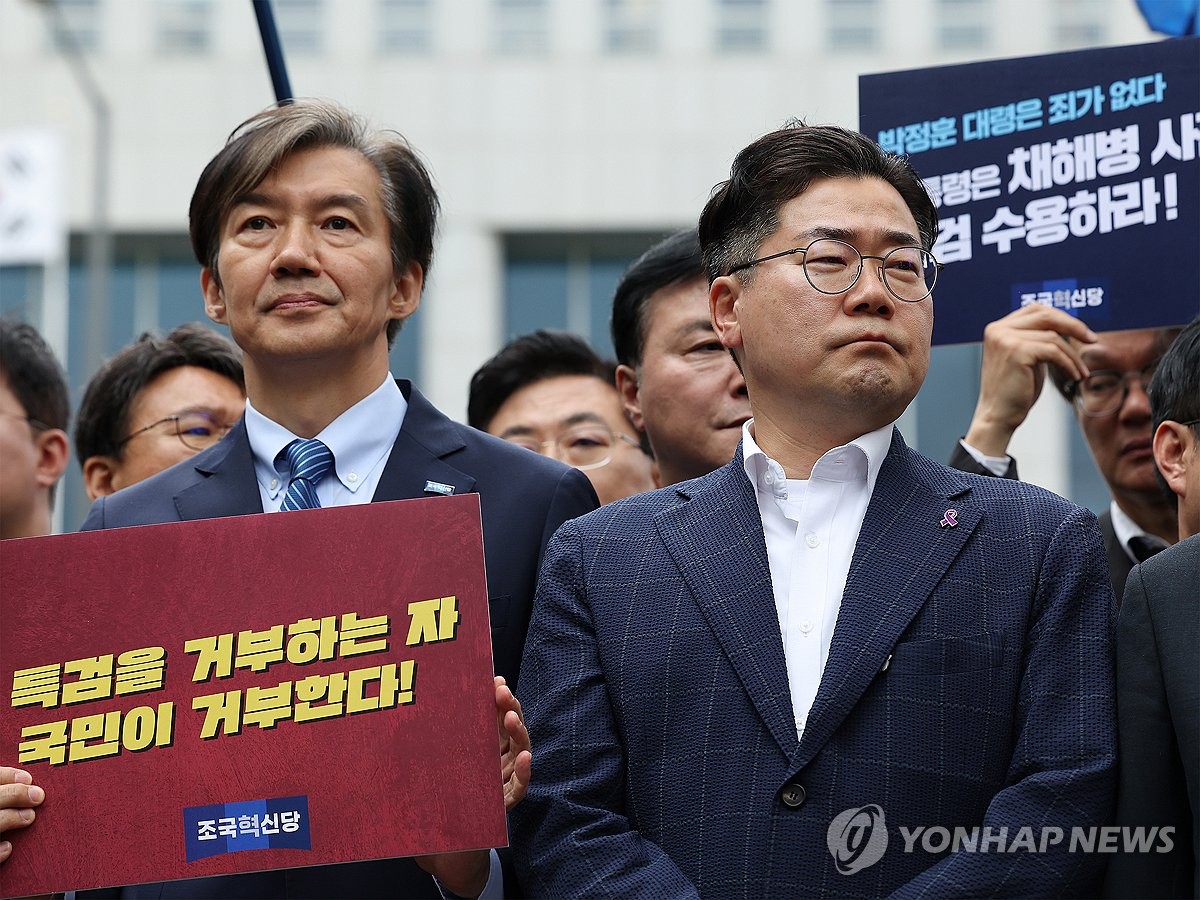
[0,100,595,897]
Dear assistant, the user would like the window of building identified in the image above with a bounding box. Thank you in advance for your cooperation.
[494,0,549,55]
[48,0,102,52]
[275,0,324,54]
[156,0,213,55]
[378,0,433,54]
[503,233,667,357]
[716,0,768,52]
[1052,0,1108,48]
[936,0,991,51]
[826,0,879,51]
[603,0,659,54]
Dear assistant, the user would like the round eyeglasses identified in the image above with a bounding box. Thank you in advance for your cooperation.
[1069,360,1158,418]
[119,410,234,452]
[504,423,642,471]
[726,238,941,303]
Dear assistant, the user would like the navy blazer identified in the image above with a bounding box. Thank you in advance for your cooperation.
[513,431,1117,898]
[1104,535,1200,899]
[78,381,598,899]
[947,441,1136,598]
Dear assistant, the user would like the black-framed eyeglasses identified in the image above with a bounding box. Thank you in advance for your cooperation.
[0,411,54,432]
[726,238,941,303]
[119,410,234,452]
[1068,360,1159,418]
[503,423,642,472]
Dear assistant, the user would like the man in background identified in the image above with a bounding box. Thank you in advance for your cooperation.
[611,228,750,486]
[75,322,245,499]
[0,317,70,540]
[951,303,1180,594]
[1105,314,1199,899]
[469,329,656,505]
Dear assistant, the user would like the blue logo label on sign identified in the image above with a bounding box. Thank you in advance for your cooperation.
[184,795,311,862]
[1012,277,1111,324]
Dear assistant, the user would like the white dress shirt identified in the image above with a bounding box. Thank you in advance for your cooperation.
[958,437,1013,477]
[245,375,407,512]
[1109,499,1162,563]
[741,420,892,739]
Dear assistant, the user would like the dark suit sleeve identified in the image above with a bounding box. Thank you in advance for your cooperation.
[1102,564,1194,899]
[539,467,599,563]
[510,521,700,899]
[894,505,1118,898]
[79,496,108,531]
[947,439,1018,480]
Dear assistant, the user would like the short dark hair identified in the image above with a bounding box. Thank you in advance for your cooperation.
[611,228,705,368]
[0,317,69,434]
[1050,326,1184,402]
[1149,316,1200,437]
[467,329,616,432]
[189,99,439,346]
[74,323,244,464]
[698,121,939,284]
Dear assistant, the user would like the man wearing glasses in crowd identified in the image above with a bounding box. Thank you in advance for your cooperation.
[950,304,1181,595]
[512,122,1115,897]
[468,329,657,506]
[74,323,246,501]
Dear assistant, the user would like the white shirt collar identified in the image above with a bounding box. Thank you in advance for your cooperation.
[245,376,407,500]
[741,419,893,498]
[1108,499,1149,563]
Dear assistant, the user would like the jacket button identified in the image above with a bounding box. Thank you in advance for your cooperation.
[780,783,806,808]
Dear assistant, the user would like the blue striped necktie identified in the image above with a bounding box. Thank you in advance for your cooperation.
[279,439,335,511]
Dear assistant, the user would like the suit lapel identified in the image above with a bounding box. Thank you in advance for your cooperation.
[372,382,477,502]
[173,421,264,521]
[658,454,799,760]
[794,431,981,768]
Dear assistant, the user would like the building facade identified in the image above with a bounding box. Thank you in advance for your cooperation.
[0,0,1156,528]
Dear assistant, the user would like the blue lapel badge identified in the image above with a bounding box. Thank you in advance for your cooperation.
[424,480,455,496]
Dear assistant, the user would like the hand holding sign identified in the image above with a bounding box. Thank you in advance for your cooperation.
[496,676,531,813]
[964,305,1097,457]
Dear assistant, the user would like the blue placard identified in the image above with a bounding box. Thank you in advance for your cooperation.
[184,795,312,862]
[860,38,1200,345]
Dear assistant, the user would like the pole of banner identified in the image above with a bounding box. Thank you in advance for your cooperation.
[251,0,294,103]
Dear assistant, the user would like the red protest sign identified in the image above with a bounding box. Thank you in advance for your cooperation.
[0,494,505,897]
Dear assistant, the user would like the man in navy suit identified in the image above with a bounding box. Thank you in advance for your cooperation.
[1105,315,1200,899]
[511,123,1116,897]
[0,99,596,897]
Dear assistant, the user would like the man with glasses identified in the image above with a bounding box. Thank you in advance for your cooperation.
[74,323,246,502]
[468,329,656,505]
[512,123,1115,896]
[0,317,70,541]
[950,304,1181,595]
